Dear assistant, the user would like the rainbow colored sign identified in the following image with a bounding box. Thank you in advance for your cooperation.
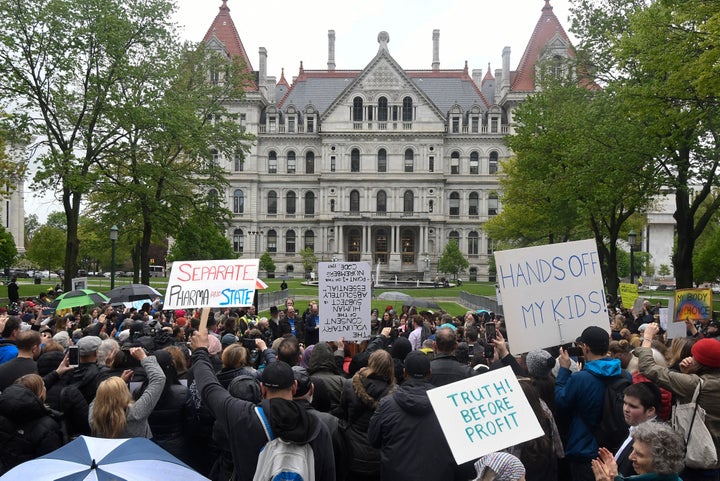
[674,288,712,322]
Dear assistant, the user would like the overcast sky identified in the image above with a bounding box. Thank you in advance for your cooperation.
[25,0,576,223]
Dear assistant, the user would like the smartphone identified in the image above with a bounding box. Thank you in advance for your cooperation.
[241,338,257,349]
[68,345,79,367]
[484,322,496,358]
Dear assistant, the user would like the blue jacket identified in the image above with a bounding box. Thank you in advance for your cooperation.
[555,356,626,461]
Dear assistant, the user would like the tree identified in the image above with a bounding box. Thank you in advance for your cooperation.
[0,0,179,290]
[300,248,317,275]
[24,214,40,246]
[166,211,234,262]
[26,226,65,272]
[259,252,276,277]
[0,226,17,272]
[437,240,469,281]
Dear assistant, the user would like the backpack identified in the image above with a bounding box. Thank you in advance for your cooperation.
[253,405,315,481]
[590,371,632,453]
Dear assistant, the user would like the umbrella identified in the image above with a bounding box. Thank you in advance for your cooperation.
[50,289,110,311]
[403,298,441,310]
[377,291,414,301]
[106,283,162,304]
[1,435,209,481]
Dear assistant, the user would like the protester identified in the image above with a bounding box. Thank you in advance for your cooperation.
[473,452,526,481]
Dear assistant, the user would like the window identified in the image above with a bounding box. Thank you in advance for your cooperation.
[304,192,315,215]
[269,116,276,133]
[239,113,246,129]
[234,153,244,172]
[491,117,498,133]
[403,190,414,214]
[330,155,336,172]
[469,192,479,216]
[267,230,277,253]
[489,151,498,174]
[307,116,315,133]
[377,190,387,214]
[451,151,460,175]
[470,151,479,174]
[353,97,363,122]
[449,231,460,246]
[429,199,434,213]
[488,193,498,216]
[305,152,315,174]
[210,149,219,166]
[449,192,460,216]
[268,151,277,173]
[429,155,434,172]
[378,97,388,122]
[233,189,244,214]
[402,97,413,122]
[350,190,360,213]
[552,55,564,77]
[404,149,414,173]
[286,230,296,253]
[351,149,360,173]
[267,191,278,214]
[377,149,387,172]
[471,116,479,133]
[392,106,398,121]
[207,189,218,209]
[487,237,495,255]
[233,229,244,253]
[468,231,479,255]
[304,230,315,251]
[330,199,335,212]
[287,117,295,133]
[286,191,296,214]
[287,151,296,174]
[452,117,460,133]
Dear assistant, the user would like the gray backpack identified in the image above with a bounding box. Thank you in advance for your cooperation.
[253,405,315,481]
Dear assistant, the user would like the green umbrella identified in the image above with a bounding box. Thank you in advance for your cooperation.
[49,289,110,311]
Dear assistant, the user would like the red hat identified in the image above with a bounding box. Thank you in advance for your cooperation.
[691,338,720,368]
[176,317,187,327]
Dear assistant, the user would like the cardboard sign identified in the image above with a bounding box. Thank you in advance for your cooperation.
[319,261,371,342]
[619,283,639,309]
[164,259,259,310]
[494,239,608,354]
[427,366,544,464]
[674,289,712,322]
[72,277,88,291]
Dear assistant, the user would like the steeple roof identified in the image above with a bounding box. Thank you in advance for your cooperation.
[483,63,494,83]
[511,0,574,91]
[203,1,256,89]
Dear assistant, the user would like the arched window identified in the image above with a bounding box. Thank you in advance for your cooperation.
[402,97,413,122]
[377,190,387,214]
[489,151,498,174]
[404,149,414,173]
[449,230,460,245]
[304,230,315,251]
[469,192,479,216]
[286,230,296,254]
[286,191,296,214]
[305,151,315,174]
[268,150,277,174]
[353,97,363,122]
[233,189,244,214]
[449,192,460,216]
[403,190,414,214]
[468,231,479,255]
[287,151,296,174]
[377,148,387,173]
[304,192,315,215]
[488,193,499,216]
[378,97,388,121]
[451,151,460,174]
[267,230,277,253]
[351,149,360,173]
[350,190,360,213]
[470,151,479,174]
[267,191,277,214]
[233,228,244,253]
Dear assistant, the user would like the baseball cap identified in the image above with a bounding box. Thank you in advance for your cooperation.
[259,361,295,389]
[77,335,102,356]
[404,351,431,379]
[577,326,610,354]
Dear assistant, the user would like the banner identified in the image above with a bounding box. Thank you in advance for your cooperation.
[494,239,607,354]
[164,259,259,310]
[618,283,639,309]
[319,261,371,342]
[427,366,544,464]
[674,288,712,323]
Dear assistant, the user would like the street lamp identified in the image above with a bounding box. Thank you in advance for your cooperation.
[110,225,118,290]
[424,255,430,282]
[628,229,637,285]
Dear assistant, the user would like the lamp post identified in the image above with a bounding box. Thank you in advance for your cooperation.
[424,254,430,282]
[628,229,637,285]
[110,225,118,290]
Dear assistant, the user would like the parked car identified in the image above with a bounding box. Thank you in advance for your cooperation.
[8,269,30,278]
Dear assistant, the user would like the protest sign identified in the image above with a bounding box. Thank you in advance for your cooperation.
[658,307,670,330]
[494,239,607,354]
[666,321,687,340]
[427,366,544,464]
[319,261,371,342]
[72,277,88,291]
[674,288,712,322]
[164,259,259,310]
[619,283,639,309]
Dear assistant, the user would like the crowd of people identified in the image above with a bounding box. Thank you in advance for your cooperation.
[0,291,716,481]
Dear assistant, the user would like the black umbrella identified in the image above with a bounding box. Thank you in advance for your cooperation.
[403,298,441,310]
[106,284,162,304]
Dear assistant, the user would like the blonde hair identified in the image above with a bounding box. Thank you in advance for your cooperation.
[92,376,132,438]
[364,349,396,385]
[222,343,250,369]
[163,346,188,376]
[612,314,626,331]
[15,374,46,402]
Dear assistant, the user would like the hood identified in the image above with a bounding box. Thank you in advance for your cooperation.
[0,384,46,420]
[353,373,397,410]
[264,398,319,444]
[585,356,623,378]
[393,379,434,416]
[308,342,339,375]
[390,337,412,361]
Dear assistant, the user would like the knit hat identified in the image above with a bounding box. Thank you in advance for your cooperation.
[207,334,222,356]
[228,374,262,403]
[53,331,70,349]
[404,351,431,379]
[577,326,610,354]
[691,338,720,368]
[221,333,238,348]
[474,452,525,481]
[525,349,555,378]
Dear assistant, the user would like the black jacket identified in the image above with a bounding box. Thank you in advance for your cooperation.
[428,353,477,387]
[148,383,190,463]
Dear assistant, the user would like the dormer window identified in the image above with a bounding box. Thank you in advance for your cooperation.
[306,116,314,133]
[287,117,295,133]
[269,116,276,133]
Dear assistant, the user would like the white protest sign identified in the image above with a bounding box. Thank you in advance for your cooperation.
[494,239,608,354]
[666,321,687,340]
[658,307,670,330]
[319,261,371,342]
[427,366,544,464]
[164,259,259,310]
[72,277,88,291]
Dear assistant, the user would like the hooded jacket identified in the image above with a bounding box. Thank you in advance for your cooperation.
[191,348,335,481]
[555,356,626,461]
[309,343,347,413]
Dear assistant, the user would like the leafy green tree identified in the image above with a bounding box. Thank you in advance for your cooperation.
[259,252,276,277]
[24,214,40,246]
[45,212,67,231]
[0,226,17,272]
[437,240,469,281]
[26,226,65,272]
[166,211,234,262]
[300,247,317,275]
[658,264,672,277]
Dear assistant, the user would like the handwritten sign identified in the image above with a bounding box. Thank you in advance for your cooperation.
[494,239,607,354]
[674,288,712,322]
[164,259,259,310]
[619,283,639,309]
[319,261,371,342]
[427,366,544,464]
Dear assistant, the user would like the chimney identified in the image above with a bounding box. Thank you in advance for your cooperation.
[327,30,336,71]
[502,46,511,92]
[259,47,268,96]
[472,69,482,88]
[432,30,440,70]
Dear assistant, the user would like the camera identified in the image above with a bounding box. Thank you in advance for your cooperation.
[242,338,257,349]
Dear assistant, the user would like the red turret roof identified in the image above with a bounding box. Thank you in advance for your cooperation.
[483,63,494,83]
[278,68,290,88]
